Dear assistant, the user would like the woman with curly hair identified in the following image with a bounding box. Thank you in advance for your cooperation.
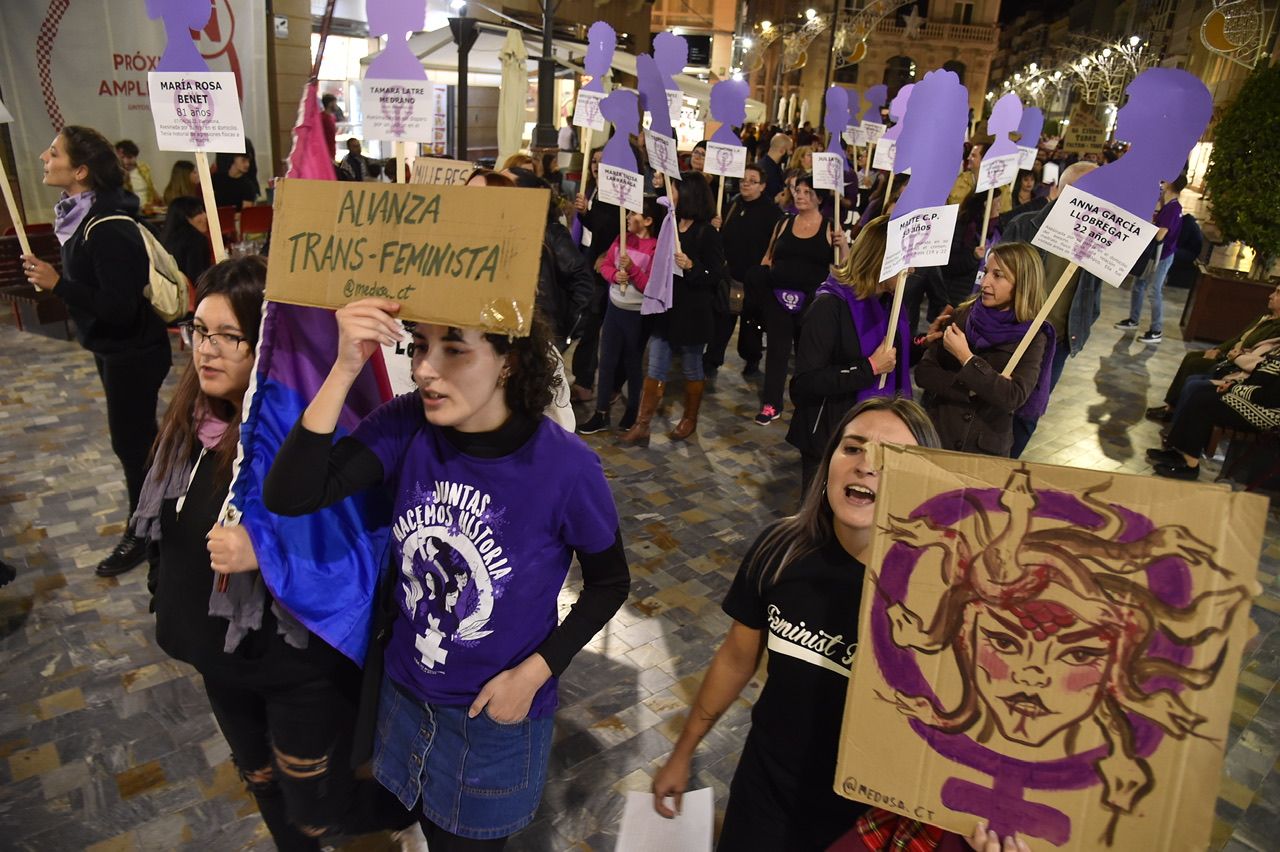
[264,300,630,849]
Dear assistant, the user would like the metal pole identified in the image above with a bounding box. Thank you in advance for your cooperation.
[449,17,480,160]
[531,1,559,152]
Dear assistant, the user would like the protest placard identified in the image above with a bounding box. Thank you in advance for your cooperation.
[878,204,959,281]
[844,125,866,147]
[1031,183,1158,286]
[1060,107,1106,155]
[573,89,607,131]
[360,79,433,141]
[266,180,547,335]
[705,141,746,178]
[872,138,897,172]
[975,152,1021,193]
[812,152,846,192]
[861,120,886,145]
[147,71,245,152]
[1017,145,1038,170]
[597,164,644,211]
[411,157,476,186]
[644,129,681,180]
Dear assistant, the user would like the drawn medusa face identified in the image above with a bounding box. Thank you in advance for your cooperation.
[968,595,1117,747]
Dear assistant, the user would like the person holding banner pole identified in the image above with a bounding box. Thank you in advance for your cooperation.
[23,126,172,577]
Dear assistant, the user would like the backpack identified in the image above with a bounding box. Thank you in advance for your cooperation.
[85,215,189,323]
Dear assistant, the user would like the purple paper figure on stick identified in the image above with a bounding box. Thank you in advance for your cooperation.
[824,86,849,155]
[583,22,616,93]
[1074,68,1212,218]
[652,32,688,103]
[147,0,211,72]
[637,54,674,139]
[1016,106,1044,150]
[709,80,749,146]
[860,84,887,123]
[892,70,968,221]
[365,0,427,80]
[845,88,862,127]
[984,93,1023,160]
[600,90,640,173]
[878,83,915,147]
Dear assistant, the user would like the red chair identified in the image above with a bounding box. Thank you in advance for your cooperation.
[216,205,238,243]
[4,223,53,236]
[239,205,273,237]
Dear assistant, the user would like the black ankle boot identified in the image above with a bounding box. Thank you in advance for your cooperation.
[96,530,148,578]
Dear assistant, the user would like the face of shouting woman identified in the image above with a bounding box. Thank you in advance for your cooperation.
[40,135,89,193]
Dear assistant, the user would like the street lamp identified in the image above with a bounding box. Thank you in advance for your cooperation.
[530,1,560,155]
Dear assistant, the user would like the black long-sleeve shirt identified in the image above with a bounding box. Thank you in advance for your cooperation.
[720,194,785,281]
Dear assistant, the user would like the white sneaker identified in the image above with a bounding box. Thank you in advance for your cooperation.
[391,823,430,852]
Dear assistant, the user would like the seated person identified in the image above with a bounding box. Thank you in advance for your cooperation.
[1150,349,1280,480]
[116,139,161,211]
[159,196,213,287]
[211,153,258,209]
[1146,284,1280,422]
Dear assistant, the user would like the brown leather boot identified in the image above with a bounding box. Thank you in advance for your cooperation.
[618,378,664,447]
[668,380,705,441]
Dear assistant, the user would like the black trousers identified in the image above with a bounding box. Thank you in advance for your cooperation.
[571,283,609,388]
[762,297,803,410]
[738,272,768,367]
[93,343,171,516]
[203,669,414,851]
[1166,383,1259,458]
[1164,350,1219,407]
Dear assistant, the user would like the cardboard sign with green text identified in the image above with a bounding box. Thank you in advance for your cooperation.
[266,179,547,335]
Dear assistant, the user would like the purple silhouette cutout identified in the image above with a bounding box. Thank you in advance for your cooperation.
[984,93,1023,160]
[637,54,674,139]
[366,0,427,80]
[1074,68,1212,218]
[879,83,915,146]
[891,69,968,220]
[1017,107,1044,149]
[709,80,749,146]
[600,90,640,172]
[860,84,888,123]
[652,32,688,99]
[147,0,211,72]
[824,86,849,155]
[583,22,616,93]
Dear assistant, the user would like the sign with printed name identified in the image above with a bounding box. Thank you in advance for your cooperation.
[410,157,476,186]
[597,163,644,211]
[812,152,845,191]
[1032,184,1157,287]
[844,125,866,147]
[705,141,746,178]
[1017,145,1037,170]
[0,98,11,123]
[573,89,606,131]
[147,71,244,151]
[360,79,432,141]
[644,129,681,179]
[872,138,897,172]
[265,179,548,335]
[879,204,959,281]
[975,152,1021,193]
[666,89,683,125]
[861,120,887,145]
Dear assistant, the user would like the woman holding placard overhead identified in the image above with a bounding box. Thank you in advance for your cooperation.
[914,242,1052,457]
[22,125,172,578]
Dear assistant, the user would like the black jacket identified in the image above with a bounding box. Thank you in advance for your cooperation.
[720,194,784,281]
[539,221,597,347]
[57,189,169,355]
[582,189,621,265]
[653,221,725,347]
[786,293,877,457]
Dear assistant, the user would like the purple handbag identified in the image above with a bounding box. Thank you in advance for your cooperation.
[773,288,807,314]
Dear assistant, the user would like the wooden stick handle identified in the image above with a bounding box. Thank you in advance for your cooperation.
[580,126,592,190]
[618,204,628,294]
[0,156,32,257]
[395,140,406,184]
[877,268,909,389]
[865,142,875,185]
[1001,262,1078,378]
[884,169,895,208]
[716,175,724,219]
[979,187,994,252]
[195,152,227,262]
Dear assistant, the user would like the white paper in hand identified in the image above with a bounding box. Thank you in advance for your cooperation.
[616,788,713,852]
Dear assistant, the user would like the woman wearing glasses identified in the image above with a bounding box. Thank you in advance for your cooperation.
[142,258,416,850]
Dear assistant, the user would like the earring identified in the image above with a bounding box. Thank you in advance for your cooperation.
[497,370,510,389]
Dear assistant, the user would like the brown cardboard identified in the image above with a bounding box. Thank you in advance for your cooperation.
[835,445,1266,851]
[266,179,548,335]
[1059,108,1107,156]
[411,156,478,186]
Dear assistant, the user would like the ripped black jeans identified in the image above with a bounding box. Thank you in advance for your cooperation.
[203,672,413,851]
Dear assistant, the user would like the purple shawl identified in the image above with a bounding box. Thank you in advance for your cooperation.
[964,300,1056,419]
[815,277,912,400]
[641,196,677,315]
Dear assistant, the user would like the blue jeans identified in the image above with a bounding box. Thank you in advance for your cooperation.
[595,302,645,418]
[1129,252,1174,333]
[372,677,554,841]
[647,336,705,381]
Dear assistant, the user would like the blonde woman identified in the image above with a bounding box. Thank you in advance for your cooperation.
[914,242,1053,456]
[788,145,814,174]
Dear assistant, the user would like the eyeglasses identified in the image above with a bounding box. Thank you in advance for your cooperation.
[740,178,763,185]
[179,321,251,355]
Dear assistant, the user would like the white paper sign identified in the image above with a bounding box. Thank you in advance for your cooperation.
[844,125,866,147]
[861,120,887,145]
[0,98,12,124]
[617,788,713,852]
[572,89,606,131]
[360,79,432,142]
[975,152,1021,193]
[644,129,681,179]
[872,138,897,172]
[147,71,245,152]
[705,141,747,178]
[597,163,644,211]
[1017,145,1038,170]
[812,152,845,191]
[879,204,960,281]
[666,89,683,125]
[1031,184,1158,287]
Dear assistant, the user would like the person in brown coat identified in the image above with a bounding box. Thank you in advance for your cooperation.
[914,242,1052,456]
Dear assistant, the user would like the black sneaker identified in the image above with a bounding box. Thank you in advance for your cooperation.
[1146,447,1183,465]
[577,411,610,435]
[1154,461,1199,480]
[96,530,148,577]
[1144,405,1172,423]
[1139,330,1163,344]
[1114,319,1139,331]
[754,404,781,425]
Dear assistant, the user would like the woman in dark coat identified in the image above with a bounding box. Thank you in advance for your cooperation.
[159,196,213,289]
[620,174,725,446]
[22,125,172,577]
[915,242,1052,457]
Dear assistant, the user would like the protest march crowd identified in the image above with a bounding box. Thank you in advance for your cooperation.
[3,14,1276,852]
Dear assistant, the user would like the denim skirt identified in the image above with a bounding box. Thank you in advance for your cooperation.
[372,676,554,840]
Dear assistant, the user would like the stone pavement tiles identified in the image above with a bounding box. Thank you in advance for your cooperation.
[1,282,1278,851]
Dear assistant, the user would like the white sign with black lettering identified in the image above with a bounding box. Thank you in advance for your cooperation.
[1017,145,1037,170]
[148,71,245,152]
[872,138,897,172]
[597,163,644,211]
[975,152,1021,193]
[844,125,866,147]
[573,89,606,131]
[705,142,746,178]
[812,152,845,191]
[861,120,886,144]
[879,204,959,281]
[1032,184,1157,287]
[666,89,683,125]
[644,129,681,179]
[360,79,433,142]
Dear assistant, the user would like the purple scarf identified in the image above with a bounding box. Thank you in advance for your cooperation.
[815,277,912,401]
[641,197,678,316]
[54,190,95,245]
[964,300,1056,419]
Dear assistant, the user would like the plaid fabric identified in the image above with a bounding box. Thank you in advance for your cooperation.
[851,808,946,852]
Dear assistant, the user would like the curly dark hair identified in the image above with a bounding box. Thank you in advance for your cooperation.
[484,310,561,419]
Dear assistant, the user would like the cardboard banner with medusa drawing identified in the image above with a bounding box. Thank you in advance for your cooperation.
[835,446,1266,851]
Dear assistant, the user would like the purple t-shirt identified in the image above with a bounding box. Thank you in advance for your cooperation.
[352,394,619,717]
[1155,199,1182,260]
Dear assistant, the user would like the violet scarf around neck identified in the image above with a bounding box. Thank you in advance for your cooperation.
[964,300,1056,420]
[814,277,913,401]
